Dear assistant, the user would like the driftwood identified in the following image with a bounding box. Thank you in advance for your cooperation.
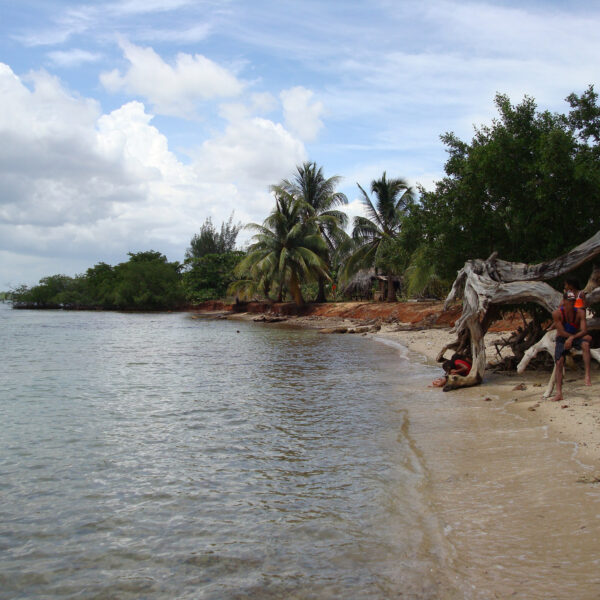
[441,231,600,391]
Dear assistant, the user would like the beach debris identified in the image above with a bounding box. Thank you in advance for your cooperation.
[253,315,288,323]
[576,472,600,484]
[561,404,569,409]
[440,231,600,392]
[318,327,348,334]
[483,397,493,401]
[348,326,371,334]
[513,383,527,391]
[528,406,536,411]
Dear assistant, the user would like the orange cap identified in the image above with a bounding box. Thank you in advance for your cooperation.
[575,298,584,308]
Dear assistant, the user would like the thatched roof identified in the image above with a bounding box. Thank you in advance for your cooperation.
[341,268,375,296]
[342,269,402,296]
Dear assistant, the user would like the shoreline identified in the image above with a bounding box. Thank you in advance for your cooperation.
[219,305,600,596]
[375,325,600,467]
[218,306,600,465]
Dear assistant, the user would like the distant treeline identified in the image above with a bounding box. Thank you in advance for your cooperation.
[8,88,600,310]
[10,250,244,311]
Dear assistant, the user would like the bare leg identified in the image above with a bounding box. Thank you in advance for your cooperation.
[582,338,592,386]
[550,357,565,402]
[543,364,557,399]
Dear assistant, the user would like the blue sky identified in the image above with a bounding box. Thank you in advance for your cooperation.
[1,0,599,287]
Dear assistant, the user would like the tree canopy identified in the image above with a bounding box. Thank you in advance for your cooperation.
[272,162,348,301]
[233,191,329,305]
[404,92,600,286]
[185,213,241,259]
[12,252,185,310]
[342,172,414,301]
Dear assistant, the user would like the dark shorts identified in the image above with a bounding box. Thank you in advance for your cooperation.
[555,336,585,362]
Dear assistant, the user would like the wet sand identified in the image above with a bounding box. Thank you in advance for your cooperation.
[379,326,600,464]
[376,327,600,599]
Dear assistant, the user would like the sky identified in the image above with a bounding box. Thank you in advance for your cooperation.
[1,0,599,288]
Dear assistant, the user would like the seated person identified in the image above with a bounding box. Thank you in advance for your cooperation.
[432,353,472,387]
[550,290,592,402]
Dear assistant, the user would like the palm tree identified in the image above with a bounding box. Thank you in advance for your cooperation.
[274,162,348,302]
[233,192,329,306]
[342,172,413,301]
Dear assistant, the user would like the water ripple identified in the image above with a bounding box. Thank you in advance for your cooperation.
[0,306,442,599]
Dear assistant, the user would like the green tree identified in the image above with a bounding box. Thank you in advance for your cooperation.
[275,162,348,301]
[406,92,600,283]
[10,253,185,311]
[342,172,413,301]
[183,251,244,302]
[84,262,118,308]
[234,193,329,306]
[185,213,241,259]
[110,251,184,310]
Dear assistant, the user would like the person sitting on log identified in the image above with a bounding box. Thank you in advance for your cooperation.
[431,353,471,387]
[551,290,592,402]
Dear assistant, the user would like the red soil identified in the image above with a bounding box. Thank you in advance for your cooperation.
[191,300,520,332]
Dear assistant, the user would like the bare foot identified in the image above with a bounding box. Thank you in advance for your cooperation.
[549,393,563,402]
[585,376,592,386]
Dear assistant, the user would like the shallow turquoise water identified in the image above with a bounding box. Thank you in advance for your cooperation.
[0,304,444,599]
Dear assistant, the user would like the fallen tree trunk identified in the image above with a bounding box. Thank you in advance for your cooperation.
[441,231,600,391]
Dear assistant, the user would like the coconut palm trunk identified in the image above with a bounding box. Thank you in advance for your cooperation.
[288,272,304,306]
[386,272,396,301]
[316,275,327,303]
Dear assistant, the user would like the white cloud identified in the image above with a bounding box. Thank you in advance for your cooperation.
[47,49,103,68]
[280,86,324,142]
[100,40,244,118]
[0,62,308,286]
[136,23,212,43]
[106,0,195,17]
[193,115,306,221]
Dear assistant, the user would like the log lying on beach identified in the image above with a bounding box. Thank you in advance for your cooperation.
[441,231,600,391]
[253,315,288,323]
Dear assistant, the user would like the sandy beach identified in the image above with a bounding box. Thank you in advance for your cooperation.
[376,325,600,466]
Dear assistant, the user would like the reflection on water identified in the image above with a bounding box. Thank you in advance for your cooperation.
[5,305,598,599]
[0,306,448,599]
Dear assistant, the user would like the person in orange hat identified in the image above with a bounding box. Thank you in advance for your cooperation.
[550,290,592,402]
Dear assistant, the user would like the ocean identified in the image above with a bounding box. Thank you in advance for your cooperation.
[0,303,450,599]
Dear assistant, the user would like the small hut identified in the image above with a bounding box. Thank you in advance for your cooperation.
[342,269,401,301]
